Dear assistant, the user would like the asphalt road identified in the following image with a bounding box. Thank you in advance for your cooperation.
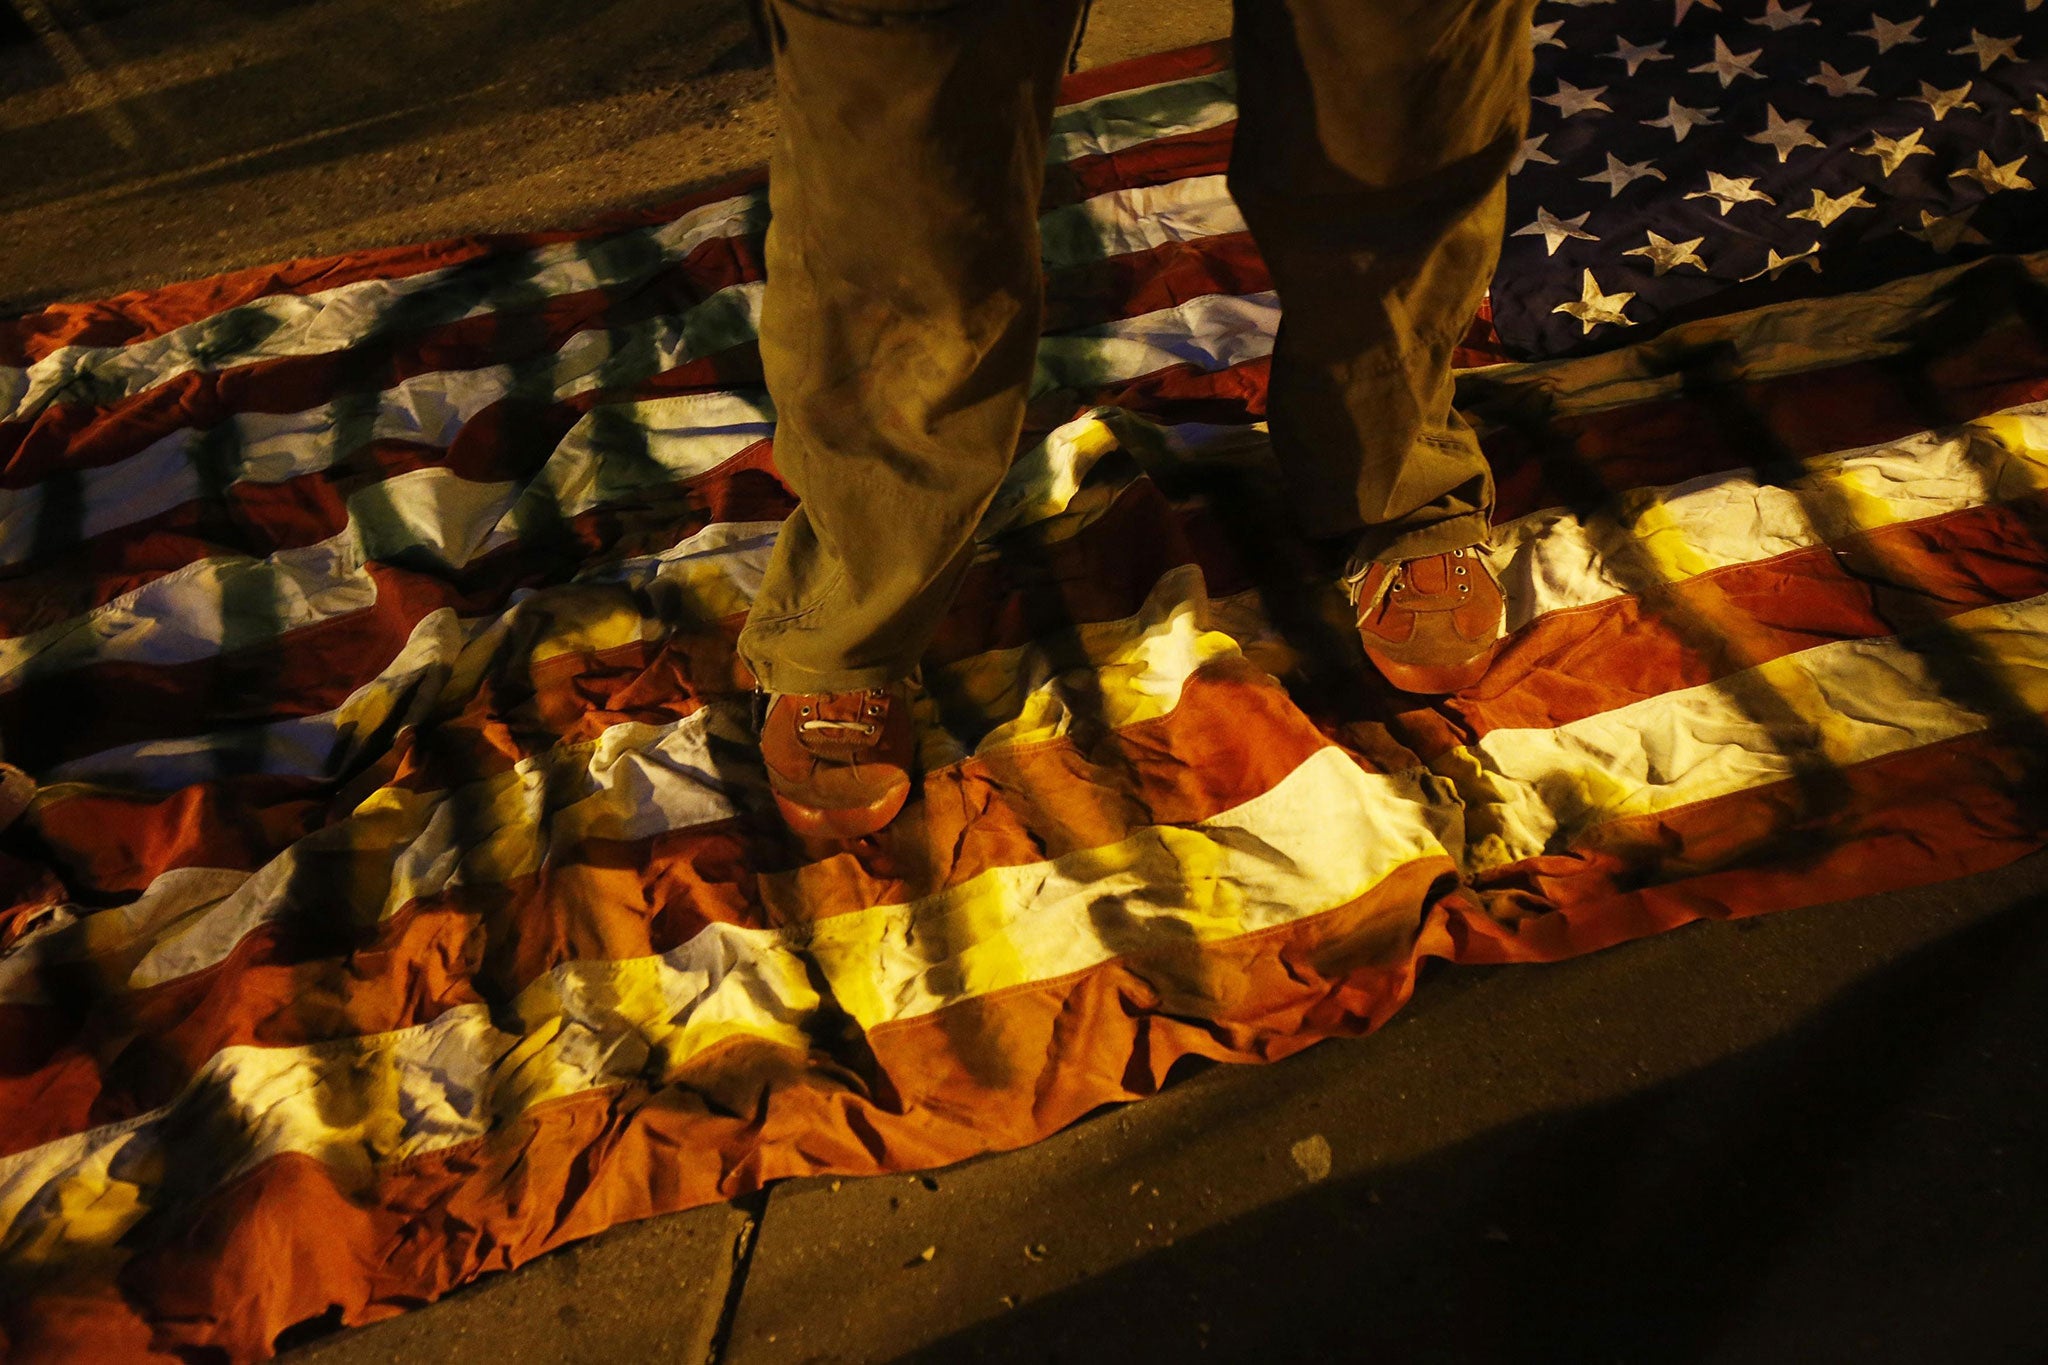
[9,2,2048,1361]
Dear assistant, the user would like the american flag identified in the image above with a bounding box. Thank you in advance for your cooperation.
[3,34,2047,1364]
[1495,0,2048,357]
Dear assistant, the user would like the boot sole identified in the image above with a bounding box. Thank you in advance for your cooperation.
[771,775,912,841]
[1365,636,1503,695]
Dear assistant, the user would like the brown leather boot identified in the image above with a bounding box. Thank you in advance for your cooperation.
[758,683,915,839]
[1346,546,1506,694]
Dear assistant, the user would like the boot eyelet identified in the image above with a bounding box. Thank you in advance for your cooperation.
[1455,566,1466,575]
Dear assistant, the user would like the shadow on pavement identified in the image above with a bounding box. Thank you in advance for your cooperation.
[0,0,764,215]
[910,887,2048,1365]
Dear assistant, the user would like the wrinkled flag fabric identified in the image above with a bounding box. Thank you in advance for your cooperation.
[2,35,2046,1365]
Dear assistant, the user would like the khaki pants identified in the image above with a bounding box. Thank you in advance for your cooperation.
[738,0,1537,694]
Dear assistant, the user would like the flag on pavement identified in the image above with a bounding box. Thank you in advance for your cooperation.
[2,32,2047,1365]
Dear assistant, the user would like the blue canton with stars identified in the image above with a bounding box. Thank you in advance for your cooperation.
[1493,0,2048,359]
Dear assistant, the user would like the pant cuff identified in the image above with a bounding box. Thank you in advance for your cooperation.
[1349,509,1494,566]
[736,636,917,696]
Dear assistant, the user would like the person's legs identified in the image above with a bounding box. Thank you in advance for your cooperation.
[739,0,1081,835]
[738,0,1083,698]
[1229,0,1536,691]
[1229,0,1535,561]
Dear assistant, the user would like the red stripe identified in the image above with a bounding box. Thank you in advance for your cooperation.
[1449,723,2048,967]
[0,444,798,772]
[7,201,1275,506]
[0,854,1435,1365]
[1388,494,2048,753]
[15,475,1242,891]
[0,173,775,371]
[0,661,1330,1156]
[0,41,1230,371]
[9,719,2046,1359]
[4,222,1266,632]
[1,229,769,491]
[1043,120,1235,212]
[26,479,2041,908]
[1485,321,2048,523]
[1045,231,1270,333]
[3,230,1274,632]
[0,352,775,640]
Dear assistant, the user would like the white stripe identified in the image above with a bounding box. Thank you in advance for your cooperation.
[44,607,469,788]
[1045,68,1237,164]
[0,366,516,570]
[806,745,1442,1028]
[982,407,1268,538]
[0,866,250,1007]
[1487,405,2043,630]
[2,194,770,427]
[0,285,773,682]
[0,741,1438,1270]
[1040,174,1245,265]
[1,167,1246,570]
[126,704,751,991]
[473,390,777,557]
[0,65,1244,428]
[0,283,1265,685]
[1035,290,1279,396]
[60,564,1249,993]
[1459,587,2048,870]
[0,471,508,683]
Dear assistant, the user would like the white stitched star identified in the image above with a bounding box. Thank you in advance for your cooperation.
[1741,245,1822,282]
[1513,206,1600,255]
[1908,206,1990,254]
[1609,36,1672,76]
[1553,271,1636,334]
[1950,150,2036,193]
[1643,97,1720,142]
[2015,94,2048,141]
[1747,105,1827,162]
[1580,152,1668,197]
[1949,30,2021,71]
[1674,0,1721,22]
[1531,19,1566,49]
[1512,133,1559,175]
[1787,185,1874,227]
[1623,230,1709,276]
[1856,128,1935,177]
[1690,35,1766,87]
[1537,80,1614,118]
[1807,62,1875,99]
[1909,81,1980,122]
[1685,171,1776,215]
[1749,0,1817,31]
[1855,14,1923,53]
